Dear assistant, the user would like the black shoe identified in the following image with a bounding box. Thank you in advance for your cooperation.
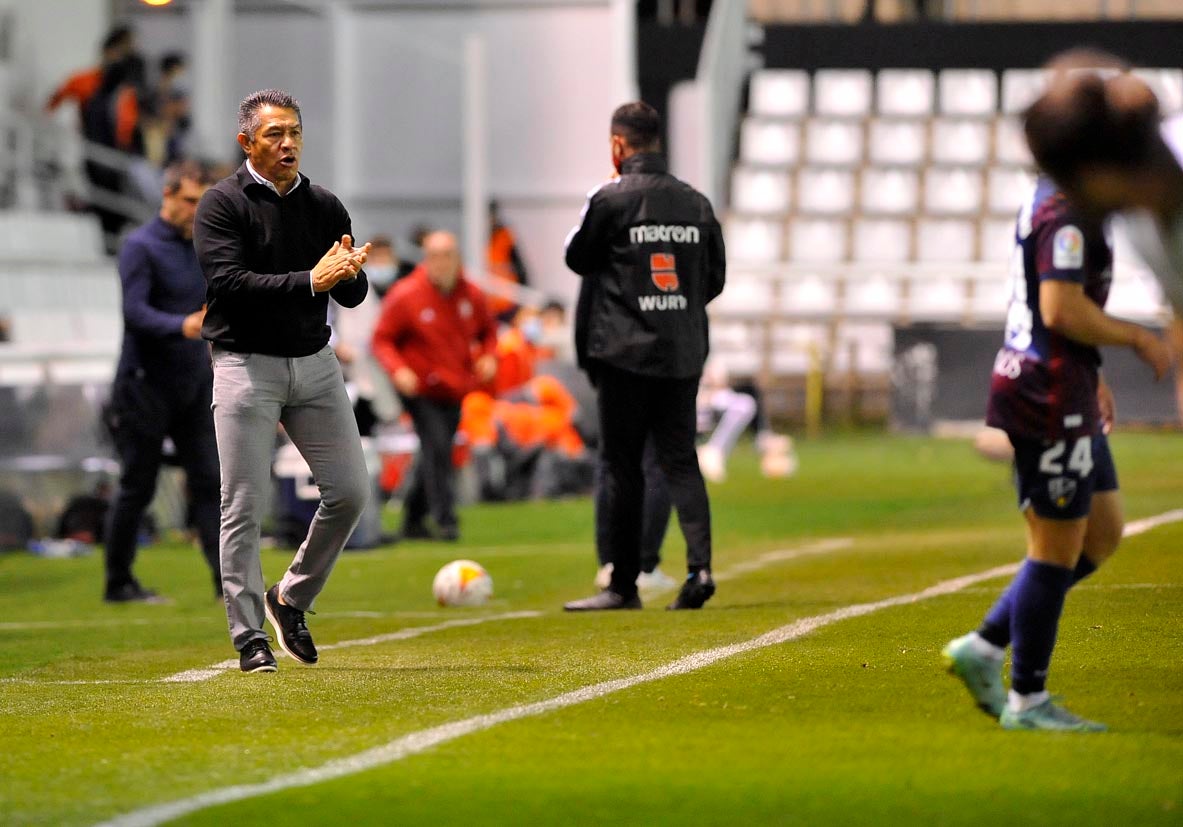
[667,570,716,610]
[563,590,642,611]
[104,582,169,604]
[264,585,318,664]
[399,523,434,541]
[437,524,460,542]
[239,638,277,673]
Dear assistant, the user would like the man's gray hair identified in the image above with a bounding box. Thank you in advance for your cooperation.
[237,89,302,141]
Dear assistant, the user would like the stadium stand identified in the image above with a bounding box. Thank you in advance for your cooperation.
[715,63,1179,418]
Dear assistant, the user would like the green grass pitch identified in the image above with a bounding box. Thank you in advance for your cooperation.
[1,431,1180,826]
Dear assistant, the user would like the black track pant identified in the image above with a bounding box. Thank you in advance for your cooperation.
[596,364,711,599]
[401,395,462,531]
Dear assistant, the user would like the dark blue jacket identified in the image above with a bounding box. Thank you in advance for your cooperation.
[116,216,211,389]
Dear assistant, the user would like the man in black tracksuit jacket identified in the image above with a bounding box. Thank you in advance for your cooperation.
[563,101,726,611]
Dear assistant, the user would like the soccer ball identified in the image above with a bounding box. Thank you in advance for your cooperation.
[432,559,494,607]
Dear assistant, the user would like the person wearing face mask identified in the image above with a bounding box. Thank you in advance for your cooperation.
[332,235,399,436]
[364,235,415,299]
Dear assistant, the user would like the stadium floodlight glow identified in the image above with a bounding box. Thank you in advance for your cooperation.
[140,0,174,6]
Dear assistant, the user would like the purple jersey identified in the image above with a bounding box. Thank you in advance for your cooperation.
[986,178,1112,440]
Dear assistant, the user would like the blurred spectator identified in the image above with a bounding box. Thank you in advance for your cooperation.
[695,360,758,483]
[152,53,192,166]
[332,241,398,436]
[44,26,134,121]
[104,161,220,603]
[490,306,542,397]
[486,200,530,322]
[537,300,574,362]
[364,234,416,299]
[372,231,498,541]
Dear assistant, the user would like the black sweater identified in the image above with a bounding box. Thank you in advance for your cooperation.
[194,162,368,357]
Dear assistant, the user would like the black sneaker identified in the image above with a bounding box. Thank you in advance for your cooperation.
[104,582,169,604]
[399,523,434,541]
[437,524,460,542]
[563,590,643,611]
[264,585,318,664]
[667,570,716,610]
[239,638,277,673]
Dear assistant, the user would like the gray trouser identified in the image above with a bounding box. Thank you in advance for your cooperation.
[211,345,369,650]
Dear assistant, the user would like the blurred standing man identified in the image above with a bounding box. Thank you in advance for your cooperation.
[104,160,219,603]
[194,89,371,674]
[563,102,726,612]
[372,231,498,542]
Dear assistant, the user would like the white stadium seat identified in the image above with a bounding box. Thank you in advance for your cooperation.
[787,218,848,263]
[876,70,935,117]
[923,167,983,215]
[986,166,1035,216]
[795,167,857,215]
[860,168,920,215]
[968,275,1012,322]
[867,120,927,166]
[938,69,998,116]
[978,217,1018,263]
[731,167,792,214]
[709,277,776,317]
[739,118,802,166]
[814,69,873,117]
[906,276,970,321]
[804,119,864,165]
[930,119,991,166]
[1133,68,1183,115]
[782,275,839,316]
[916,218,977,262]
[993,117,1032,165]
[725,217,784,263]
[851,218,912,263]
[844,274,904,317]
[1001,69,1046,115]
[749,69,810,118]
[771,323,829,375]
[831,322,894,373]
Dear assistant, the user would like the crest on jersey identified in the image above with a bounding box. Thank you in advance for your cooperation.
[649,253,679,292]
[1052,225,1084,269]
[1048,476,1077,509]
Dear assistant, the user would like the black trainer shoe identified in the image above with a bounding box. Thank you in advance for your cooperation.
[563,590,643,611]
[239,638,277,673]
[437,524,460,542]
[667,570,716,610]
[264,585,318,664]
[104,582,169,604]
[399,523,434,541]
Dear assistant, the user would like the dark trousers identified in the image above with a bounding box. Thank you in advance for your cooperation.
[595,437,672,573]
[402,395,462,531]
[104,374,221,594]
[597,364,711,598]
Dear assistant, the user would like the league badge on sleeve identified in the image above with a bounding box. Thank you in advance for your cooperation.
[1052,225,1084,269]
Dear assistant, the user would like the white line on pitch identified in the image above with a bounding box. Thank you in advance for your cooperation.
[158,612,541,683]
[712,537,854,583]
[95,508,1182,827]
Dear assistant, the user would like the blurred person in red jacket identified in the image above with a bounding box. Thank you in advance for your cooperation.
[372,230,498,541]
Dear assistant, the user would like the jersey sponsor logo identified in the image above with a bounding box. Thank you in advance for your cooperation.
[1052,225,1084,269]
[649,253,680,292]
[639,294,688,311]
[1048,476,1077,509]
[419,308,436,324]
[629,224,700,245]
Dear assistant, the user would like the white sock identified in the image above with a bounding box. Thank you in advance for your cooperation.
[1007,689,1050,713]
[967,632,1005,661]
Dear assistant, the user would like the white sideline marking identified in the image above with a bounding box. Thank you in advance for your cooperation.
[158,612,541,683]
[0,613,542,688]
[92,563,1021,827]
[95,508,1183,827]
[713,537,854,582]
